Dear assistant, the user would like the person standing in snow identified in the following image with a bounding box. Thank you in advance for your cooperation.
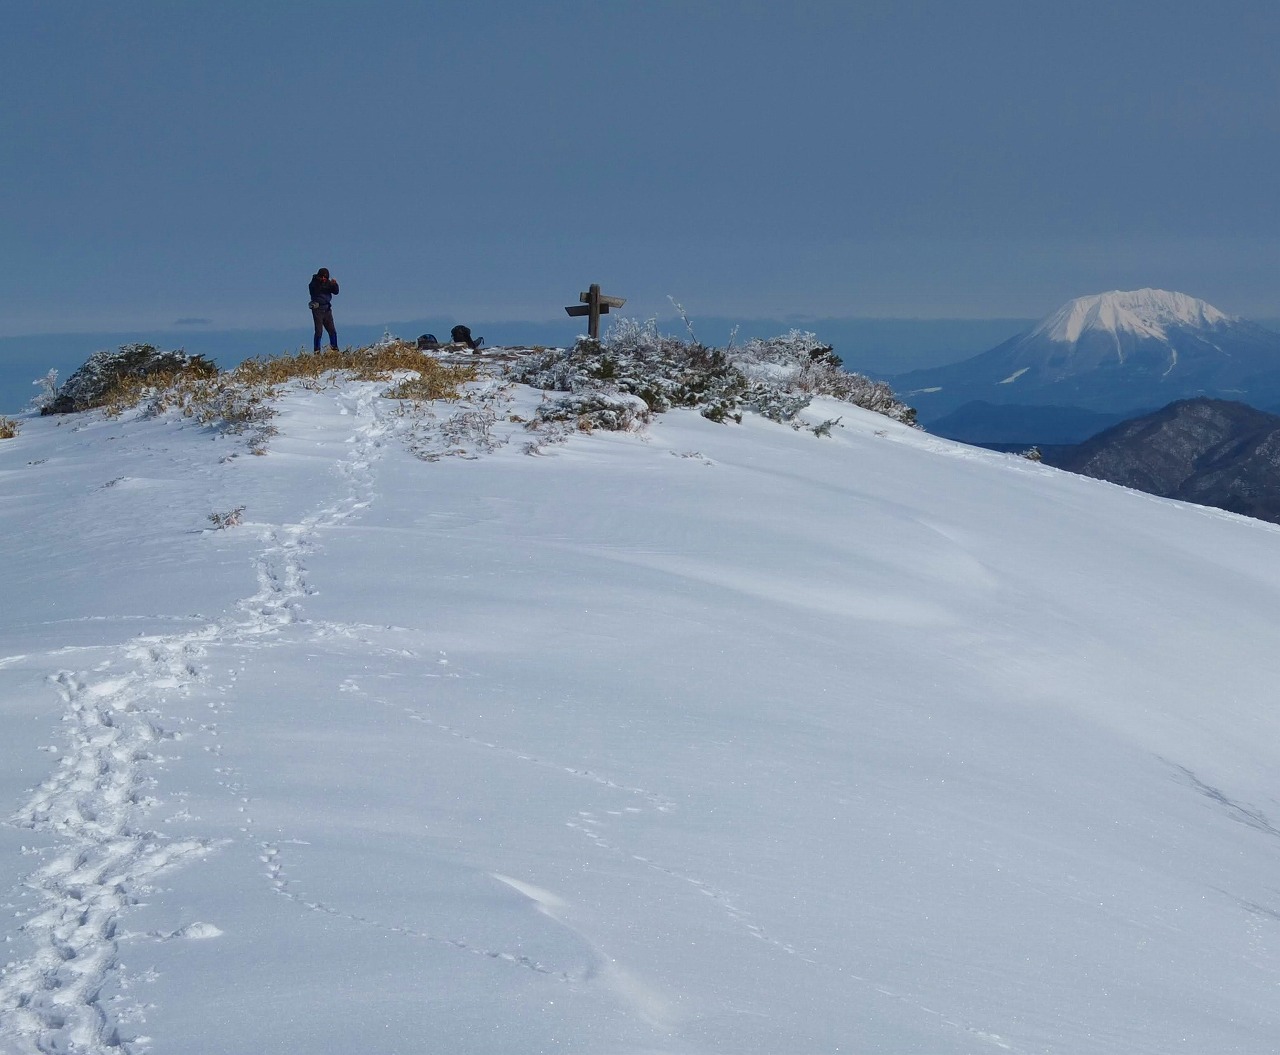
[308,268,340,352]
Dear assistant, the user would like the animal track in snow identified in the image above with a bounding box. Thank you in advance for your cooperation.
[257,841,567,980]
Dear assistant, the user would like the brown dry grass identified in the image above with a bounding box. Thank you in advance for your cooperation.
[100,365,222,419]
[384,364,479,403]
[231,341,477,389]
[97,342,481,452]
[0,417,19,439]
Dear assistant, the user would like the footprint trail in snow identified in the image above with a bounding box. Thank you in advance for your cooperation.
[0,387,389,1055]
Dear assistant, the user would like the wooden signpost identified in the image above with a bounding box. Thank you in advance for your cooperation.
[565,284,626,339]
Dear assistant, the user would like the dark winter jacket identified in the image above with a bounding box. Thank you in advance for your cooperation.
[309,274,340,308]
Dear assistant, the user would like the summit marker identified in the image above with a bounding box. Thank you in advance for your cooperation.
[565,283,626,339]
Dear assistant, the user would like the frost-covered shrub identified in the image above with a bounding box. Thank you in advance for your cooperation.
[29,369,58,412]
[208,505,245,529]
[515,323,744,420]
[737,382,810,423]
[512,319,916,431]
[732,331,916,426]
[731,329,833,382]
[43,343,217,415]
[818,372,916,425]
[534,391,653,432]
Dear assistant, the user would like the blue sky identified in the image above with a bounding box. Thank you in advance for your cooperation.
[2,0,1278,336]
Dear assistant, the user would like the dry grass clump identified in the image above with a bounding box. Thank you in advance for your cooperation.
[98,341,475,413]
[95,341,480,455]
[384,361,479,402]
[45,345,217,415]
[100,361,222,418]
[0,417,19,439]
[233,341,475,388]
[234,341,478,402]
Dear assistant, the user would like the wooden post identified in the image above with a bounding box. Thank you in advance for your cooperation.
[565,284,627,339]
[587,284,602,339]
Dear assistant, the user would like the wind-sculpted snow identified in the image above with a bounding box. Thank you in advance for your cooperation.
[3,369,1280,1053]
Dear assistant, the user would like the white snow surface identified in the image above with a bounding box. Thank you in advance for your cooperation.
[3,373,1280,1054]
[1031,288,1234,344]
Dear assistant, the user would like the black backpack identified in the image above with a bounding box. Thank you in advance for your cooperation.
[416,333,439,350]
[450,325,483,350]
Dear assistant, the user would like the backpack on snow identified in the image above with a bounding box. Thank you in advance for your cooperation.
[450,325,482,350]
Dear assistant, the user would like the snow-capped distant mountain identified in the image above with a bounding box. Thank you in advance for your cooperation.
[1005,288,1248,383]
[1031,288,1232,345]
[892,289,1280,426]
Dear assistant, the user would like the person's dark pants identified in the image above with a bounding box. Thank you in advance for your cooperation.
[312,306,337,351]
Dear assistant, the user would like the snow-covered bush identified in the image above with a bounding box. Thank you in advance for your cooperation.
[207,506,245,529]
[43,344,217,415]
[0,417,19,440]
[533,391,653,433]
[515,322,746,421]
[732,331,916,426]
[29,369,58,412]
[512,319,916,429]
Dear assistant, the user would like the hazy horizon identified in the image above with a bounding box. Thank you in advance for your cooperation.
[0,315,1038,414]
[3,2,1278,333]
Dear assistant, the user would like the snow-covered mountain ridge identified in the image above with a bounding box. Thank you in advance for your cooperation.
[893,288,1280,422]
[3,358,1280,1054]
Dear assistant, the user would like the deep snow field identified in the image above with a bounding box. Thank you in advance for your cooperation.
[2,365,1280,1054]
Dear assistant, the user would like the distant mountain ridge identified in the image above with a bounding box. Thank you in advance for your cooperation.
[926,400,1128,446]
[1043,397,1280,524]
[893,289,1280,428]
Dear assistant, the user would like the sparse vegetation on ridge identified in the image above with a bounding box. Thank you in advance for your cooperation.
[0,417,19,440]
[733,330,916,425]
[42,343,218,416]
[43,340,482,455]
[512,319,916,430]
[36,325,913,460]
